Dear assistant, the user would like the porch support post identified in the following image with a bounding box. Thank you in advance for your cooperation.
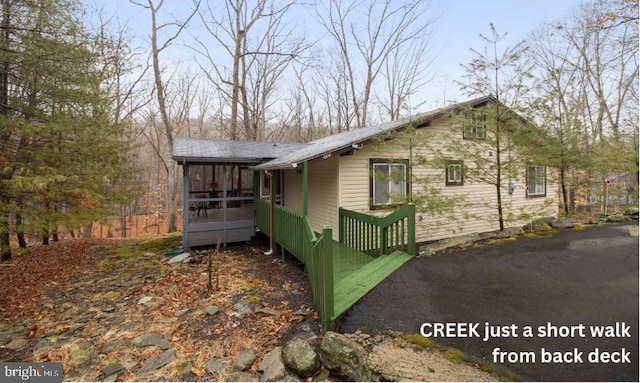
[407,203,416,255]
[322,225,334,330]
[182,161,189,250]
[302,161,309,216]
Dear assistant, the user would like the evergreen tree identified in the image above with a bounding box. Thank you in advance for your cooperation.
[0,0,139,260]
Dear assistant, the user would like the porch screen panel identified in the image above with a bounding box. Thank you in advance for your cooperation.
[227,165,254,221]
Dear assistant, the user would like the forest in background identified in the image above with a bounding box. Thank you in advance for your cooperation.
[0,0,637,261]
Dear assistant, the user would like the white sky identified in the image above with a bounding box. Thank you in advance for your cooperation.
[89,0,586,114]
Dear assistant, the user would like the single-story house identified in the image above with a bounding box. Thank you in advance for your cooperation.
[173,95,558,250]
[174,95,559,328]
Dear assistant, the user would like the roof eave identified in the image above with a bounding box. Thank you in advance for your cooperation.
[173,155,274,164]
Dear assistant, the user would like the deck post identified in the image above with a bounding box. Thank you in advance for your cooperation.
[338,208,344,244]
[407,203,416,255]
[322,225,334,330]
[182,161,189,250]
[302,161,308,216]
[380,226,388,255]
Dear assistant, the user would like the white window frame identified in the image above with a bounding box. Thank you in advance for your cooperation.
[446,161,463,186]
[371,160,408,208]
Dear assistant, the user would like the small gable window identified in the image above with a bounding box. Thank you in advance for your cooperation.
[446,160,464,186]
[463,112,486,140]
[370,159,408,209]
[527,165,546,197]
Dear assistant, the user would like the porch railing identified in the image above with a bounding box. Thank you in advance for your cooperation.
[338,203,416,257]
[255,198,334,329]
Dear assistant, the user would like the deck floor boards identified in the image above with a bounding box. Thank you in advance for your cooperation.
[331,243,413,321]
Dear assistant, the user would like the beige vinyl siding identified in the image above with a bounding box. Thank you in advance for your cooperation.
[282,169,302,211]
[337,116,559,243]
[283,157,339,240]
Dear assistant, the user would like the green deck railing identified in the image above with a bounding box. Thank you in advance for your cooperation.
[255,199,415,329]
[255,198,334,329]
[338,203,416,257]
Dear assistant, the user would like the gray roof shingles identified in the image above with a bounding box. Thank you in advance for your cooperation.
[172,138,308,163]
[172,96,495,168]
[253,105,450,170]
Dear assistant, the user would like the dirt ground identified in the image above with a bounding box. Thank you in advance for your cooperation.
[0,236,498,382]
[0,236,321,381]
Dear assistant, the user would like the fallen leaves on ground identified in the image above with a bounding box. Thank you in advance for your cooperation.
[0,238,109,322]
[0,237,320,381]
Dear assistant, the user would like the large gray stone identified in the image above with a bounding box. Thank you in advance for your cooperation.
[234,349,256,371]
[497,227,524,238]
[204,357,230,374]
[607,213,627,222]
[205,306,220,316]
[137,348,176,376]
[174,308,190,317]
[103,362,124,377]
[168,252,191,264]
[258,347,286,382]
[132,333,172,350]
[320,331,372,381]
[526,217,555,232]
[551,218,576,229]
[282,338,320,378]
[234,299,254,316]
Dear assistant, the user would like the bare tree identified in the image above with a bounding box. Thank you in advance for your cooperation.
[130,0,199,232]
[377,37,434,119]
[194,0,302,140]
[561,0,638,144]
[537,0,639,212]
[314,0,439,128]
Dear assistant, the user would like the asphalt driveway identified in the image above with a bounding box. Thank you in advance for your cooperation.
[339,223,639,381]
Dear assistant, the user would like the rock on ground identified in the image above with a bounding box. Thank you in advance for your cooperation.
[282,338,320,378]
[258,347,286,382]
[551,218,576,229]
[132,333,172,350]
[367,339,494,381]
[234,349,256,371]
[137,348,176,376]
[320,331,371,381]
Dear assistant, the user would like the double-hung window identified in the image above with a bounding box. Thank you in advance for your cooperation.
[370,159,408,209]
[446,160,464,186]
[527,165,546,197]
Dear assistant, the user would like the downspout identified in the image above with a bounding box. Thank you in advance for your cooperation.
[264,170,274,256]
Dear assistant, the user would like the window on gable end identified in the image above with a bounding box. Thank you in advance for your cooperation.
[463,112,487,140]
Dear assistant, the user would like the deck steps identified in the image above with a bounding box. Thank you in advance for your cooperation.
[332,250,413,320]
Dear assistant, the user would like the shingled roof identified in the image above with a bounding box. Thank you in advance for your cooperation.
[172,138,308,163]
[253,96,495,170]
[173,96,498,167]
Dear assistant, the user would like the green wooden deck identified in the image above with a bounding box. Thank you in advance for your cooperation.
[331,242,413,321]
